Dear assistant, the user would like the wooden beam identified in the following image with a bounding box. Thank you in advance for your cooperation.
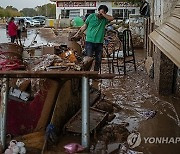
[0,71,115,79]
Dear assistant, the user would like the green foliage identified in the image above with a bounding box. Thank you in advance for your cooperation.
[20,8,37,17]
[0,6,22,17]
[6,6,18,12]
[36,3,56,18]
[0,8,4,17]
[0,3,55,18]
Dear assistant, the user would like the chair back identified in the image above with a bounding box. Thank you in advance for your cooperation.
[122,29,134,57]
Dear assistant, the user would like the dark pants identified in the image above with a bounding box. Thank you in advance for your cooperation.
[85,41,103,71]
[10,35,16,43]
[17,30,21,39]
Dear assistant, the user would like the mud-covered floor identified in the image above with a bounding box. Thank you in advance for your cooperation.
[45,49,180,154]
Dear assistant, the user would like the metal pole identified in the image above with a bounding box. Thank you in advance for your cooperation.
[81,76,90,149]
[0,78,9,149]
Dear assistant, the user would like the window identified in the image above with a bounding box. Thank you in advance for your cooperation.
[61,10,70,18]
[69,9,80,19]
[61,9,80,19]
[112,9,135,20]
[87,10,95,14]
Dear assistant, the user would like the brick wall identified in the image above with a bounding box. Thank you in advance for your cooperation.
[154,47,175,95]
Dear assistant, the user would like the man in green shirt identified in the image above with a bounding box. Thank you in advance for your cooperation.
[73,5,114,71]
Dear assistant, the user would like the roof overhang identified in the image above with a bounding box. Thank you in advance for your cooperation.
[149,1,180,67]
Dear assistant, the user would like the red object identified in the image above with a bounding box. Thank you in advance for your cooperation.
[8,21,17,37]
[7,90,48,136]
[0,59,22,71]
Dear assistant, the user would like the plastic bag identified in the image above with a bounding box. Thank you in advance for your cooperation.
[64,143,84,153]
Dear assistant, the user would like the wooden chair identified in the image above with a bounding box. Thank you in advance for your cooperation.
[102,30,122,74]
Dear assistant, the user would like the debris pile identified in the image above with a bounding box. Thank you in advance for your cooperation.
[99,124,130,143]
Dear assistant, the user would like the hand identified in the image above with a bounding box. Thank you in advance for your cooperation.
[71,33,79,40]
[99,9,106,16]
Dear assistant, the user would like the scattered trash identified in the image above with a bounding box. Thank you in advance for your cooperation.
[9,87,30,102]
[99,124,130,143]
[119,144,143,154]
[64,143,84,154]
[107,143,121,154]
[5,140,26,154]
[138,110,157,120]
[45,124,58,144]
[94,99,122,114]
[120,122,130,127]
[108,114,116,122]
[64,107,108,134]
[93,141,107,154]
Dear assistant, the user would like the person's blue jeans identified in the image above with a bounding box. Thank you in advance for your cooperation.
[85,41,103,71]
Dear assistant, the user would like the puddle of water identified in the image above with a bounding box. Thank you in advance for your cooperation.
[23,29,48,47]
[0,25,11,43]
[0,26,49,47]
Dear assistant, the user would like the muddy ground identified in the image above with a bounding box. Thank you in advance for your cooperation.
[0,25,180,154]
[45,50,180,154]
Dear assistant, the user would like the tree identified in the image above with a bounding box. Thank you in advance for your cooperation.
[0,8,4,17]
[36,3,56,18]
[6,6,18,12]
[20,8,37,17]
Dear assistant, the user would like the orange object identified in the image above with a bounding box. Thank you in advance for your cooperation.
[60,50,77,63]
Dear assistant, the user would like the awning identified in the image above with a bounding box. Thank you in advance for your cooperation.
[149,1,180,67]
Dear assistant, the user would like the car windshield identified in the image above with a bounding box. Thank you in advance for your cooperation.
[14,18,21,23]
[33,16,45,20]
[26,17,33,21]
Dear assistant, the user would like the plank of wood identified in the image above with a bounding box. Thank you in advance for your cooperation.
[35,79,61,131]
[0,71,115,79]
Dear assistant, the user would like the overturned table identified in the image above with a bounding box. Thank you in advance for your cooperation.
[0,70,115,151]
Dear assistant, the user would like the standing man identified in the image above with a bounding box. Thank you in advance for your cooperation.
[73,5,114,71]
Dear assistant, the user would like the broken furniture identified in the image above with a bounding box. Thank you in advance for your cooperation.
[0,70,115,151]
[64,107,108,134]
[103,30,122,74]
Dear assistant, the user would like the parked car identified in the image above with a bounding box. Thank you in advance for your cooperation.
[24,17,40,27]
[32,16,46,25]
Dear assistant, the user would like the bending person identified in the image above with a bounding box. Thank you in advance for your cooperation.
[73,5,114,71]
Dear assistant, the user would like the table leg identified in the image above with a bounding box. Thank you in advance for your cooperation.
[0,78,9,150]
[81,76,90,149]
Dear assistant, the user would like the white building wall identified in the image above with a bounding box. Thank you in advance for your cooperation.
[152,0,178,26]
[163,0,178,22]
[55,1,139,19]
[154,0,162,26]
